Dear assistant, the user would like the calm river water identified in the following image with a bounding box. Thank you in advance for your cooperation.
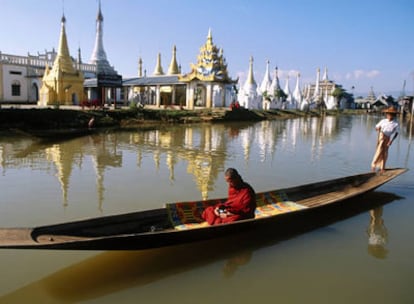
[0,114,413,303]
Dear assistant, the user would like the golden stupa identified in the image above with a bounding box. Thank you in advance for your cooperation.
[38,15,84,106]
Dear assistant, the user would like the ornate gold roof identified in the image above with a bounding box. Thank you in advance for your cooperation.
[179,29,235,83]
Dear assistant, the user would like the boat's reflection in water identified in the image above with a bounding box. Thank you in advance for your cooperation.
[0,191,401,303]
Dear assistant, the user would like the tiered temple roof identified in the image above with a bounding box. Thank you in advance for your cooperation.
[180,29,235,83]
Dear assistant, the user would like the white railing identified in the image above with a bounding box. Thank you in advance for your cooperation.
[0,52,96,74]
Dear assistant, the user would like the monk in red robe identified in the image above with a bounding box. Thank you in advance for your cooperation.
[202,168,256,225]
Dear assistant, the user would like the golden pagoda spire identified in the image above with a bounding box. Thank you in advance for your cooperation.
[246,56,256,85]
[38,14,84,106]
[153,52,164,75]
[167,45,179,75]
[180,29,235,83]
[52,14,77,75]
[207,28,213,46]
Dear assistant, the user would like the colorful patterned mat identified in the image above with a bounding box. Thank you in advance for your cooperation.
[166,190,307,230]
[254,201,307,217]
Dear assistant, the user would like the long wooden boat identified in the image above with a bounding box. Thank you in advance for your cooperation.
[0,168,407,250]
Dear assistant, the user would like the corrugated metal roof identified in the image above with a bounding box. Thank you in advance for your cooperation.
[84,78,97,87]
[123,75,181,86]
[85,75,183,87]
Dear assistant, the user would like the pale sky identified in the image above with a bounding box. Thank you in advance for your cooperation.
[1,0,413,96]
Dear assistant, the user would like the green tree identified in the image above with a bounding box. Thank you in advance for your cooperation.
[273,88,287,99]
[331,86,346,107]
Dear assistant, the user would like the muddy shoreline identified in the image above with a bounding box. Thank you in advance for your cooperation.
[0,107,366,132]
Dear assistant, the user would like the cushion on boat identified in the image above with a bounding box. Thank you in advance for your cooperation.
[255,190,290,207]
[166,190,307,230]
[166,199,225,227]
[254,201,307,218]
[254,191,307,218]
[173,221,210,230]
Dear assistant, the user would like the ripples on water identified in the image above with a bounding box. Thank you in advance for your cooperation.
[1,115,412,219]
[0,114,413,304]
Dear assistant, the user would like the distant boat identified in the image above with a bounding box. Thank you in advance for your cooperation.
[0,168,407,250]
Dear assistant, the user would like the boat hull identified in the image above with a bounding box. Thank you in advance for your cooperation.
[0,168,407,250]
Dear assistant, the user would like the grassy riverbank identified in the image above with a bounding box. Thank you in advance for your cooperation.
[0,107,367,131]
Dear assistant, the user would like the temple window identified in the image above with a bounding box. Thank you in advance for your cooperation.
[11,80,21,96]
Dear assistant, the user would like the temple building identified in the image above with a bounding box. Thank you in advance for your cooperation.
[123,29,237,109]
[0,48,95,105]
[268,67,286,109]
[1,4,354,110]
[123,48,186,109]
[84,1,122,107]
[38,14,85,106]
[249,63,352,110]
[299,67,351,110]
[292,73,303,110]
[237,56,260,109]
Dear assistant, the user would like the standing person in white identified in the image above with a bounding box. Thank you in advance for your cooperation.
[371,106,400,173]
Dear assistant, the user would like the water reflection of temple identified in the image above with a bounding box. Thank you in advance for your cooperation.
[1,117,341,207]
[129,125,229,199]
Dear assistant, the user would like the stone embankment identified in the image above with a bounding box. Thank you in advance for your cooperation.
[0,107,365,131]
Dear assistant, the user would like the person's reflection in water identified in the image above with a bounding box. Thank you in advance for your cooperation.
[367,206,388,259]
[222,251,252,278]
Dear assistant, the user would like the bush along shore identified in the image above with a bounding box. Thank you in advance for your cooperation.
[0,107,367,131]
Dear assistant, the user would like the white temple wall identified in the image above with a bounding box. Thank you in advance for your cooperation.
[238,90,260,109]
[325,96,337,110]
[212,85,222,108]
[224,85,233,108]
[1,65,29,102]
[212,84,235,108]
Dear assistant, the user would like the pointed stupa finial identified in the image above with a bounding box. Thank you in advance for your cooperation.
[246,56,256,85]
[97,0,103,21]
[167,45,179,75]
[322,67,329,81]
[90,1,118,75]
[77,47,82,64]
[53,12,75,74]
[284,74,292,100]
[207,28,213,46]
[313,68,321,98]
[138,57,143,77]
[260,59,271,93]
[153,52,164,75]
[293,72,302,99]
[61,0,66,23]
[90,0,107,62]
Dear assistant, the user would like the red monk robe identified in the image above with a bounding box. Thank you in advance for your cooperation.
[202,180,256,225]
